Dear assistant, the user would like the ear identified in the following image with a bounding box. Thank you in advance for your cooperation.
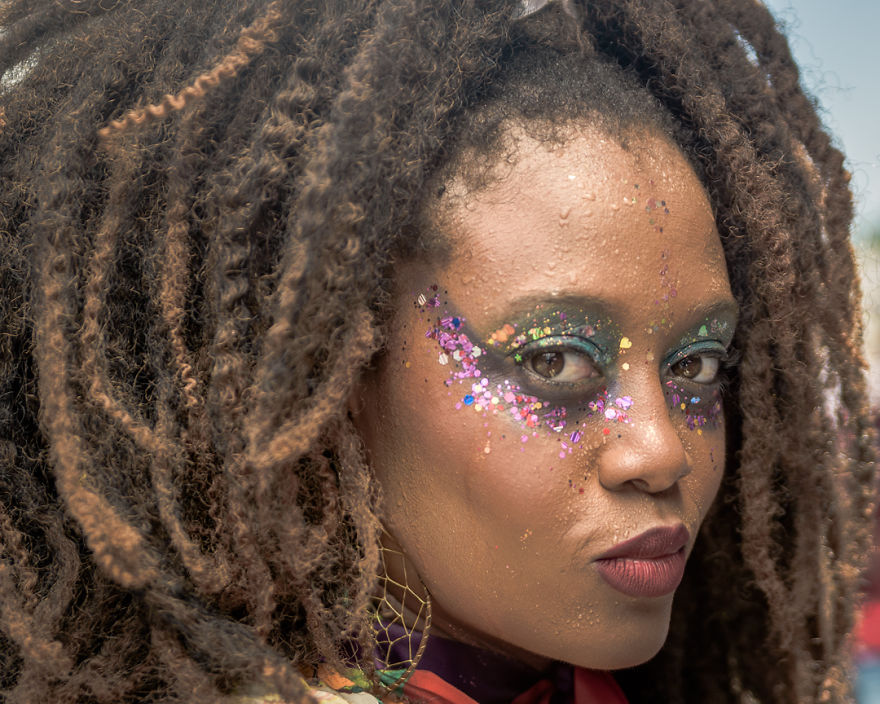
[347,376,366,419]
[348,319,389,423]
[347,360,379,450]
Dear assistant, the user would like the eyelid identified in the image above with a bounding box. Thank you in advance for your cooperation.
[512,334,605,364]
[663,340,730,369]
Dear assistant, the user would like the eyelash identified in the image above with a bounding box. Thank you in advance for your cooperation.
[512,336,605,389]
[513,337,735,389]
[664,345,736,386]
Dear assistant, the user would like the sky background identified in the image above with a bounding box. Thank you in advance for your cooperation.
[761,0,880,239]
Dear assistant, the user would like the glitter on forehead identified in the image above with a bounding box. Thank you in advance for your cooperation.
[642,178,670,236]
[648,248,678,333]
[641,184,677,333]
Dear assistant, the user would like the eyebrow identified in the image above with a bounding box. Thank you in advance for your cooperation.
[480,295,739,332]
[685,300,740,329]
[479,294,619,331]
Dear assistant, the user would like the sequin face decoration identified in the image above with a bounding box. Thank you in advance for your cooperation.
[417,295,636,456]
[663,316,733,432]
[417,287,736,453]
[354,124,739,673]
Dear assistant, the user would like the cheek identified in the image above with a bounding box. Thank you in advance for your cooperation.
[679,407,726,520]
[662,380,725,512]
[410,302,607,469]
[366,315,592,549]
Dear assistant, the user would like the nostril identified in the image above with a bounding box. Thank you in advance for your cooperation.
[629,476,681,495]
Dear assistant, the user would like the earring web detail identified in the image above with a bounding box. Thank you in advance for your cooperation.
[372,543,432,691]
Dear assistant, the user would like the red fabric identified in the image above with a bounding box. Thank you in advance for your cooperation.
[510,678,554,704]
[400,666,627,704]
[857,601,880,653]
[403,670,480,704]
[573,668,628,704]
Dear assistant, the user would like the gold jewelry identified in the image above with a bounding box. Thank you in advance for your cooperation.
[372,540,432,691]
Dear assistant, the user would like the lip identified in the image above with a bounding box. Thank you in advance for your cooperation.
[593,525,690,598]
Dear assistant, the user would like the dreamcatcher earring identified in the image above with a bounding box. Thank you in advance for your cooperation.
[371,535,432,692]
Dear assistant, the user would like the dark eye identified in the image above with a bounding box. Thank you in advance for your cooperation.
[531,352,565,378]
[524,348,600,383]
[670,355,720,384]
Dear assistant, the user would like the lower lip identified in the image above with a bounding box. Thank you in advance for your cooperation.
[594,548,686,598]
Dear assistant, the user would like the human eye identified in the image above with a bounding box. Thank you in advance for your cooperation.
[515,336,602,385]
[666,342,728,385]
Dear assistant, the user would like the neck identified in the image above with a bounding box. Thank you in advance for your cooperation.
[424,599,553,672]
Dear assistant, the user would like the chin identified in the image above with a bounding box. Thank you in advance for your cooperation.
[546,604,673,671]
[583,630,668,671]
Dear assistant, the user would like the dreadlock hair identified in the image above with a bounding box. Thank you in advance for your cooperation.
[0,0,873,702]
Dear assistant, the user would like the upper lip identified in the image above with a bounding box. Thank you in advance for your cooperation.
[596,524,690,560]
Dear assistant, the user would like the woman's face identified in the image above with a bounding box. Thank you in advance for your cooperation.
[355,123,737,670]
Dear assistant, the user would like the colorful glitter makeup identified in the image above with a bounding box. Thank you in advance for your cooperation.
[661,316,733,432]
[425,313,485,382]
[414,278,735,458]
[665,381,722,432]
[485,304,617,369]
[417,289,640,457]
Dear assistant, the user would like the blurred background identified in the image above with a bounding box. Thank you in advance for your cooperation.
[761,0,880,401]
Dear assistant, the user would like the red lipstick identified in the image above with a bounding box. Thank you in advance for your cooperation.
[594,525,690,598]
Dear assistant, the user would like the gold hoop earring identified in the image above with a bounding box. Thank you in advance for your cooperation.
[372,538,432,692]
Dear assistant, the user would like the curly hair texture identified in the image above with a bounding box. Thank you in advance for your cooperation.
[0,0,874,702]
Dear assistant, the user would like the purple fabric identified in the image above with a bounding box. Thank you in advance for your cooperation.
[384,624,576,704]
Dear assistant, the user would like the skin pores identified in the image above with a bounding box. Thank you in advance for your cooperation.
[354,123,737,671]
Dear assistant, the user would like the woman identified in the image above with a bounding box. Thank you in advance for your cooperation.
[0,0,873,702]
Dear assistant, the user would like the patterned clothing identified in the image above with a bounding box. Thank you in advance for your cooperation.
[241,630,628,704]
[291,630,627,704]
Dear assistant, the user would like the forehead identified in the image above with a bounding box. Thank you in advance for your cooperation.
[417,123,732,330]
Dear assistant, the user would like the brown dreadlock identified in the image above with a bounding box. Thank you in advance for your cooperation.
[0,0,873,702]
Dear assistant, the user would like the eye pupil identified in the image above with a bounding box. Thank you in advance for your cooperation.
[532,352,565,378]
[671,356,701,378]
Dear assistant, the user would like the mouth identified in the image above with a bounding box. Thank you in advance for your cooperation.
[593,524,690,599]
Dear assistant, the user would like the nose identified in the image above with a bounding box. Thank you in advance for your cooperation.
[596,383,691,494]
